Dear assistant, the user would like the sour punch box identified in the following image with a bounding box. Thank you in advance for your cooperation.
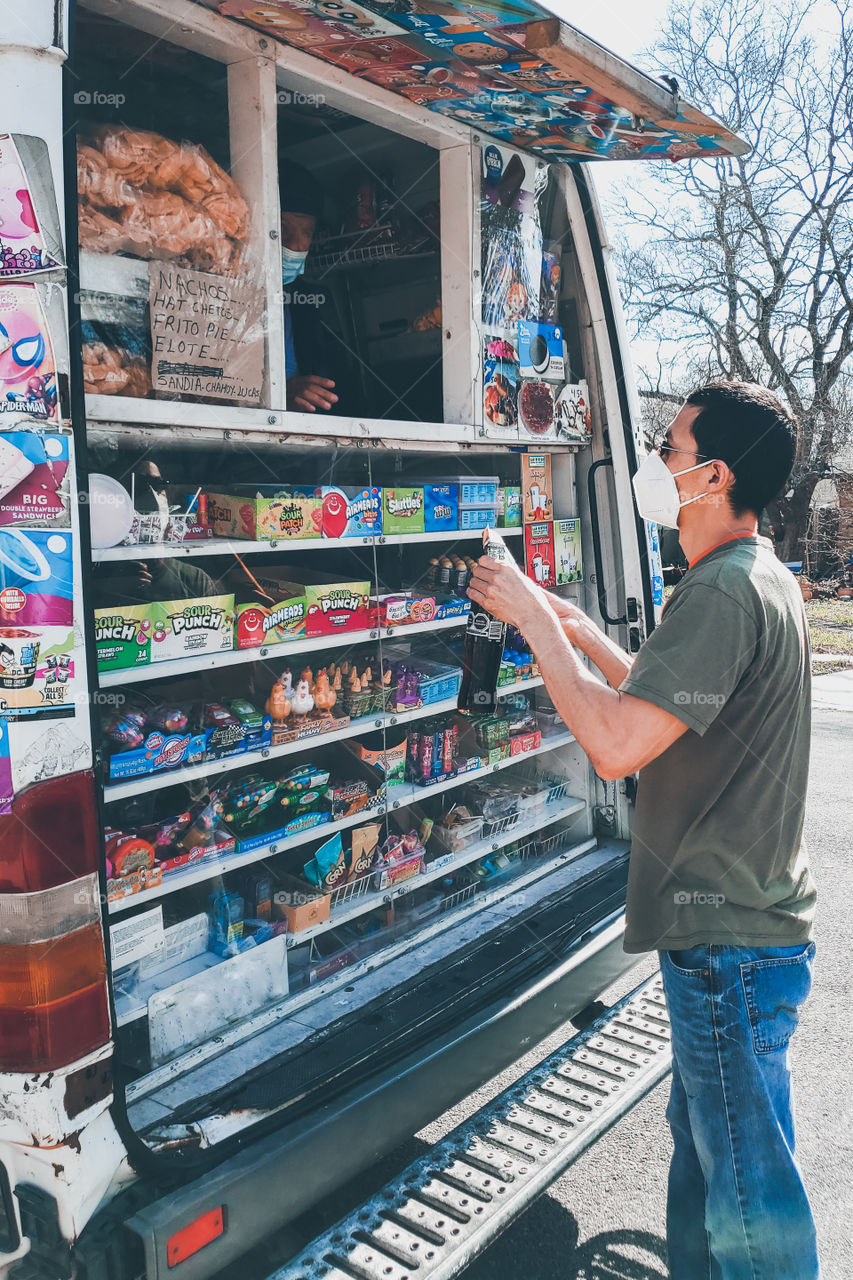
[94,594,235,671]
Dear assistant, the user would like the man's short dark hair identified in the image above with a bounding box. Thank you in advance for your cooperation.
[278,160,324,219]
[685,381,797,517]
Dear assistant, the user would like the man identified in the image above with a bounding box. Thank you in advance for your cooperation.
[279,160,339,414]
[469,382,818,1279]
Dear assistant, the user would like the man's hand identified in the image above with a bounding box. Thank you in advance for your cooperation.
[138,562,153,588]
[467,553,549,630]
[546,593,590,645]
[287,375,338,412]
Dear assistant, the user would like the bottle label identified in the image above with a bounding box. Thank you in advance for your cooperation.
[466,607,504,642]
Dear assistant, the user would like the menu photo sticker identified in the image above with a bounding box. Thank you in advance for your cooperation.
[0,528,77,720]
[554,379,592,443]
[0,282,59,420]
[0,427,71,527]
[0,135,64,278]
[483,332,518,436]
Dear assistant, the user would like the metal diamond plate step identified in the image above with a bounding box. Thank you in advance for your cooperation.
[265,975,670,1280]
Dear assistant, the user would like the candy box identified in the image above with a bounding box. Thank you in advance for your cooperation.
[497,486,522,528]
[520,453,552,523]
[524,522,556,588]
[272,876,331,932]
[371,592,436,628]
[424,484,458,532]
[234,582,307,650]
[207,487,323,542]
[510,729,542,756]
[553,517,583,584]
[94,594,235,671]
[321,486,382,538]
[261,571,373,637]
[382,487,425,535]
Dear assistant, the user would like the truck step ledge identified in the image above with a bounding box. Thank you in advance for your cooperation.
[265,973,671,1280]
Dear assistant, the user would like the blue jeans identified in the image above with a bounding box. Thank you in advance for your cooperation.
[659,943,819,1280]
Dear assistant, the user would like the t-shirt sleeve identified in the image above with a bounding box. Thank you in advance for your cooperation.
[619,581,759,735]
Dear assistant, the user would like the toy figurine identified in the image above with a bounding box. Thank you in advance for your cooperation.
[313,668,336,715]
[265,675,292,722]
[291,676,314,718]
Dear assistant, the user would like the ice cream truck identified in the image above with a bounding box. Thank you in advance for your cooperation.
[0,2,745,1276]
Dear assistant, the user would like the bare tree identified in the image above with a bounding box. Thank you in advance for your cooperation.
[609,0,853,560]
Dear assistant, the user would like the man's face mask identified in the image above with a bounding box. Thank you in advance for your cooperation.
[281,247,308,286]
[632,449,717,529]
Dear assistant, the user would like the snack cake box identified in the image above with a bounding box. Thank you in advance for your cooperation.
[321,486,382,538]
[255,571,373,637]
[207,487,323,541]
[524,521,556,588]
[520,453,553,523]
[424,483,458,532]
[382,487,425,535]
[554,518,583,584]
[94,594,235,671]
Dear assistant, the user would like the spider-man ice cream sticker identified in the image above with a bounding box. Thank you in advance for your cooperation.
[0,283,58,419]
[0,136,60,277]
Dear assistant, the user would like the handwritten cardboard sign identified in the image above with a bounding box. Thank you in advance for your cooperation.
[148,263,264,403]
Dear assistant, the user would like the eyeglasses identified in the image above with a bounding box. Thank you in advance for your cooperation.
[656,439,709,463]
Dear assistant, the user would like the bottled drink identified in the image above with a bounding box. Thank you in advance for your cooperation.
[458,528,509,714]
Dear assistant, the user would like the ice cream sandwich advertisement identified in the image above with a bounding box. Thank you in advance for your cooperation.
[0,428,70,525]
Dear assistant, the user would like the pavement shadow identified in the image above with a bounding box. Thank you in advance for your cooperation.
[462,1197,667,1280]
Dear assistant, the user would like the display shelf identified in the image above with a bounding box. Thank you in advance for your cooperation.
[389,728,576,810]
[113,791,587,1027]
[283,793,587,951]
[103,693,465,804]
[91,526,522,563]
[109,800,386,917]
[497,674,544,697]
[97,615,468,688]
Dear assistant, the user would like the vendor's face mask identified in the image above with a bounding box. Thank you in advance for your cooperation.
[281,247,308,286]
[632,449,716,529]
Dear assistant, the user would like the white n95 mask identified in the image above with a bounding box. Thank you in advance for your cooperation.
[632,450,714,529]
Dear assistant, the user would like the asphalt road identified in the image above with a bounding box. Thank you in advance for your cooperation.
[227,687,853,1280]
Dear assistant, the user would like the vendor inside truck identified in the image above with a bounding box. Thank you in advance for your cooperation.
[469,381,819,1280]
[279,159,340,414]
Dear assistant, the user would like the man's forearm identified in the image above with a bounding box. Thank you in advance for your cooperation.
[571,620,634,690]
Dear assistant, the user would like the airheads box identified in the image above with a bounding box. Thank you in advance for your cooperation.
[207,487,323,541]
[524,521,556,588]
[554,518,583,584]
[382,487,425,536]
[94,594,235,671]
[235,580,307,650]
[520,453,552,523]
[0,430,70,527]
[424,484,458,532]
[517,321,565,382]
[321,486,382,538]
[254,571,373,638]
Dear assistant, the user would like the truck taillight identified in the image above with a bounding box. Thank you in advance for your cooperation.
[0,772,111,1071]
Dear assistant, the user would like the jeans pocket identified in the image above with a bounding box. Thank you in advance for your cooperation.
[664,945,710,976]
[739,943,815,1054]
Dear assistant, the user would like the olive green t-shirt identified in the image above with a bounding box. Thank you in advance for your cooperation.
[619,535,816,953]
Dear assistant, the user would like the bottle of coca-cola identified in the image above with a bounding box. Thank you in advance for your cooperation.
[458,527,509,714]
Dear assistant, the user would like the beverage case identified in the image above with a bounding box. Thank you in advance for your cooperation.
[524,521,556,588]
[520,453,552,523]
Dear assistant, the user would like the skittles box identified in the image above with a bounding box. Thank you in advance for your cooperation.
[321,486,382,538]
[424,483,458,532]
[94,594,235,672]
[382,487,425,535]
[207,487,323,541]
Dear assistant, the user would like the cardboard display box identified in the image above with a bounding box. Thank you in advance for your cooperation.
[207,487,323,541]
[94,594,235,672]
[383,487,425,536]
[524,521,556,588]
[520,453,553,523]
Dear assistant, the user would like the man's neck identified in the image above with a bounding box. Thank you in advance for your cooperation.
[678,516,759,567]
